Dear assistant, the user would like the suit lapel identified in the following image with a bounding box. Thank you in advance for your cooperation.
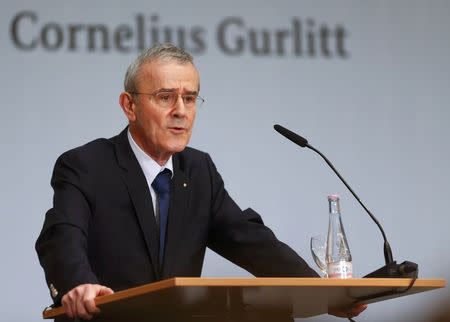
[113,129,160,279]
[162,153,190,277]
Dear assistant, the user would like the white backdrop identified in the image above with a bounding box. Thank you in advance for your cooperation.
[1,1,449,321]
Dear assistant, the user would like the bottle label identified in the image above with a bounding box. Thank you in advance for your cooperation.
[327,261,353,278]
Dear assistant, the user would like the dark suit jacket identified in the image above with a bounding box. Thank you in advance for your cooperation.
[36,128,318,308]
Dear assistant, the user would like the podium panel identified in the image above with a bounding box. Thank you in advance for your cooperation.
[43,278,445,321]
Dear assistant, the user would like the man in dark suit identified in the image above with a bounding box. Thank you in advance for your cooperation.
[36,43,365,321]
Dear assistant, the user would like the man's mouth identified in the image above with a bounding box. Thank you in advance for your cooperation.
[168,126,186,133]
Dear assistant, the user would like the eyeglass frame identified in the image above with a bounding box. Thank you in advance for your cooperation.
[128,89,205,109]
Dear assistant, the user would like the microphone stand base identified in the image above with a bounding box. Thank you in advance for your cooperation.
[363,261,418,278]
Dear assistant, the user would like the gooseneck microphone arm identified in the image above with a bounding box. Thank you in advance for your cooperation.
[273,124,394,265]
[306,143,393,264]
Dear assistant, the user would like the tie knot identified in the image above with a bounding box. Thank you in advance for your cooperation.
[152,168,171,194]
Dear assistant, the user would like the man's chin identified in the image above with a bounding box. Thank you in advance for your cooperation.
[167,143,189,154]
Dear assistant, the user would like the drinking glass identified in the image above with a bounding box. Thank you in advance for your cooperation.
[310,235,328,277]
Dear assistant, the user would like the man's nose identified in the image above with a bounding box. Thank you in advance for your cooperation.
[172,95,188,116]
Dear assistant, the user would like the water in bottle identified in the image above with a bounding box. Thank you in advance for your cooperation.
[326,194,353,278]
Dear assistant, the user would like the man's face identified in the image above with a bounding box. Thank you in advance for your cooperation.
[122,60,199,163]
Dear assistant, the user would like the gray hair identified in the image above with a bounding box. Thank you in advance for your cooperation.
[124,43,194,92]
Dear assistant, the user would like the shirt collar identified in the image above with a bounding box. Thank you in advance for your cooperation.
[127,129,173,183]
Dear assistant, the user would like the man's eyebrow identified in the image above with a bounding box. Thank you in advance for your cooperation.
[156,88,198,95]
[155,88,177,93]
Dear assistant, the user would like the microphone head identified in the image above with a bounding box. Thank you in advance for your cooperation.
[273,124,309,147]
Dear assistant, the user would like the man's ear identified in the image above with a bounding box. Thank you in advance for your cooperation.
[119,92,136,122]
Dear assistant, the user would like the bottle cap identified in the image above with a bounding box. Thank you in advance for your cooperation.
[328,194,340,201]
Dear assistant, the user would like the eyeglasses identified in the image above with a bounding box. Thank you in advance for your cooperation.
[130,90,205,109]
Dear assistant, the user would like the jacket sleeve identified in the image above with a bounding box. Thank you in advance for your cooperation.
[205,154,319,278]
[35,151,99,304]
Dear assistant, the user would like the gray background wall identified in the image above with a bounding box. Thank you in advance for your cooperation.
[1,1,449,321]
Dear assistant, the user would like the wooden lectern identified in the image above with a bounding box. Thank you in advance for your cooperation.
[43,277,445,321]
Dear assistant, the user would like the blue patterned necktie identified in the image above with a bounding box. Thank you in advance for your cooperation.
[151,168,171,268]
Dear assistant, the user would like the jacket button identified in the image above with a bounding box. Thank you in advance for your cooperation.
[49,283,59,298]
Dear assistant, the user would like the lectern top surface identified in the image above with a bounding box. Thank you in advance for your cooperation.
[43,277,446,320]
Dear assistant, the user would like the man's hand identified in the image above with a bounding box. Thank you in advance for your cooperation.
[329,303,368,319]
[61,284,114,320]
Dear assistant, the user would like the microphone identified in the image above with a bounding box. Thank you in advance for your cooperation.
[274,124,418,278]
[273,124,308,147]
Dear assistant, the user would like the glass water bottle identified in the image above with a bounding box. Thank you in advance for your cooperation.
[326,195,353,278]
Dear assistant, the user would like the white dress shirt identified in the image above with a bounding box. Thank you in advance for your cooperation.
[127,130,173,220]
